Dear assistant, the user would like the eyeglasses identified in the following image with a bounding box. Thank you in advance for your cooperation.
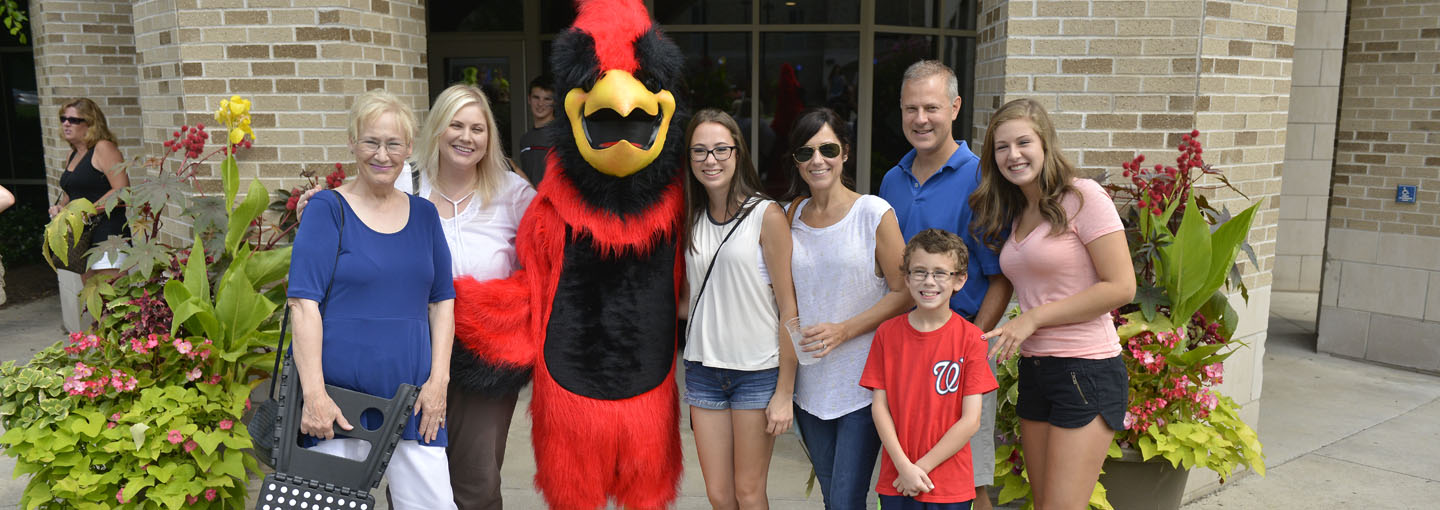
[690,145,736,162]
[907,269,961,283]
[792,142,842,163]
[357,140,409,155]
[59,116,87,125]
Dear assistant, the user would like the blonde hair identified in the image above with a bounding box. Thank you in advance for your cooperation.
[413,84,507,205]
[60,98,117,148]
[347,89,416,145]
[969,98,1079,251]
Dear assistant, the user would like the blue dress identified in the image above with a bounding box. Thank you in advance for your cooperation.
[286,190,455,446]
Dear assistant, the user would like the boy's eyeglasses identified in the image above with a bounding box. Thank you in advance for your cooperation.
[907,269,961,283]
[792,142,842,163]
[60,116,88,125]
[690,146,736,162]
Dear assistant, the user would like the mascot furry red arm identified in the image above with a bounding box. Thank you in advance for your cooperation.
[451,0,689,508]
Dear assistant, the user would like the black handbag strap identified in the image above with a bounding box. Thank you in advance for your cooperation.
[267,190,346,399]
[685,199,757,341]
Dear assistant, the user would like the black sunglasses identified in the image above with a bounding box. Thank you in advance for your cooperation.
[60,116,88,125]
[792,142,842,163]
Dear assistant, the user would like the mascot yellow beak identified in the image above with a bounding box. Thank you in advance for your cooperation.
[565,70,676,177]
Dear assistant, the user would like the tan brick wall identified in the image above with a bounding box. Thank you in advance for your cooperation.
[1274,0,1347,292]
[1330,0,1440,238]
[974,2,1298,493]
[974,0,1295,293]
[32,0,142,203]
[133,0,428,210]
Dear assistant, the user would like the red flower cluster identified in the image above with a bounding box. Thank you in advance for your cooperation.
[1119,129,1205,216]
[162,124,209,159]
[327,162,347,188]
[283,164,347,211]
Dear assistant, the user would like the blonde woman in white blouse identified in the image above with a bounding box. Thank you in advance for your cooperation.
[409,84,534,509]
[297,85,534,508]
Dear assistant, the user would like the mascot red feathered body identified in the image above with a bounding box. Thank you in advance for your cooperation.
[450,0,688,508]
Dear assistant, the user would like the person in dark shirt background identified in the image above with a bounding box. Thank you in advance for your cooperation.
[515,75,554,186]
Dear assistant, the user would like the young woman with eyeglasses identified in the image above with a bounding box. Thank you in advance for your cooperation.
[51,98,130,282]
[681,108,798,510]
[782,108,911,509]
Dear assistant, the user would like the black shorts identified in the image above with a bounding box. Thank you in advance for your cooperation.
[1016,355,1127,431]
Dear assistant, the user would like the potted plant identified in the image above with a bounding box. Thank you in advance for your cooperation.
[993,130,1266,510]
[2,96,309,507]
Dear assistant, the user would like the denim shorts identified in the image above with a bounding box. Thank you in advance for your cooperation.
[682,360,778,411]
[1016,355,1128,431]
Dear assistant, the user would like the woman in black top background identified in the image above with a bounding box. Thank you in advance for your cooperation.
[49,98,129,282]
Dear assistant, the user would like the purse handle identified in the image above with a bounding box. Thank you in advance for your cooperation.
[267,190,346,400]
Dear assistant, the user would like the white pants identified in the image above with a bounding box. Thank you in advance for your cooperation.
[309,438,457,510]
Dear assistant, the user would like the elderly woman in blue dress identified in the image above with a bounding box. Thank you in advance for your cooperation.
[286,89,458,509]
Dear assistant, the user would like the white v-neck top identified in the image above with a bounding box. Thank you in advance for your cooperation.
[417,170,536,280]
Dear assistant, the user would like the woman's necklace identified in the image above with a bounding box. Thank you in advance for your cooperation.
[432,176,476,254]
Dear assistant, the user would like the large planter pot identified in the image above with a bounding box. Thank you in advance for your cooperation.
[1097,446,1189,510]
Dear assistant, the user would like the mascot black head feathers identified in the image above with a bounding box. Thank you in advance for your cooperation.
[547,0,688,216]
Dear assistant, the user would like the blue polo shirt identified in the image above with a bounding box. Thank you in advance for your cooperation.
[878,141,1003,318]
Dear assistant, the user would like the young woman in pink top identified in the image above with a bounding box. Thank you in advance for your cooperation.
[969,98,1136,509]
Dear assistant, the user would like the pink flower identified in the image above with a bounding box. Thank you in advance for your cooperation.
[117,488,126,503]
[184,440,198,453]
[174,338,193,355]
[73,362,93,378]
[1123,411,1137,430]
[107,421,117,429]
[186,367,203,381]
[187,495,198,504]
[205,488,217,501]
[219,419,234,430]
[208,374,222,384]
[167,429,184,444]
[111,412,123,421]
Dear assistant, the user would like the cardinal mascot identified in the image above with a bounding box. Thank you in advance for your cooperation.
[450,0,689,508]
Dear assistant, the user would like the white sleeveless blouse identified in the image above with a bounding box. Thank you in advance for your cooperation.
[683,198,781,370]
[791,195,892,419]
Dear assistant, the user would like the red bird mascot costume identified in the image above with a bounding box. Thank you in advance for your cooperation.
[450,0,688,508]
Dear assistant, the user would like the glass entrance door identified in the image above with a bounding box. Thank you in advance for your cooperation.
[427,38,528,161]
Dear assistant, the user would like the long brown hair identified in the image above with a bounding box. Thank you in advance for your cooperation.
[682,108,766,252]
[60,98,117,148]
[969,98,1079,251]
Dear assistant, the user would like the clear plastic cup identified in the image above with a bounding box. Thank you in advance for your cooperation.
[785,317,821,366]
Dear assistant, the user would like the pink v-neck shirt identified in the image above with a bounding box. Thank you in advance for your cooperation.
[998,178,1124,359]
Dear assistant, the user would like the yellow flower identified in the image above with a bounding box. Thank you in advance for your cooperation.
[229,116,255,144]
[214,99,231,126]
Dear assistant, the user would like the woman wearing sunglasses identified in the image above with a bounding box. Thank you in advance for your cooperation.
[51,98,130,282]
[681,108,798,510]
[785,108,911,509]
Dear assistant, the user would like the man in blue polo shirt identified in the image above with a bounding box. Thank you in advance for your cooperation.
[878,60,1012,510]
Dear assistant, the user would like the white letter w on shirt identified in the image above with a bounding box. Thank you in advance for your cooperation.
[932,359,962,395]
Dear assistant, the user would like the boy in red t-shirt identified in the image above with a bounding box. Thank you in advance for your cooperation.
[861,229,999,510]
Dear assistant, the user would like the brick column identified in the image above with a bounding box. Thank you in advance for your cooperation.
[974,0,1297,497]
[30,0,141,202]
[131,0,428,211]
[1317,0,1440,372]
[1274,0,1346,292]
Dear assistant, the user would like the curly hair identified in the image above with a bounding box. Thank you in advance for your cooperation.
[902,228,969,274]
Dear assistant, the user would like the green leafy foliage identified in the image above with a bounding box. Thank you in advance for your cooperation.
[40,198,95,270]
[0,0,27,45]
[996,131,1265,508]
[5,100,284,507]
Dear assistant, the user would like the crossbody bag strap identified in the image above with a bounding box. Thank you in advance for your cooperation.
[268,190,346,400]
[684,200,758,341]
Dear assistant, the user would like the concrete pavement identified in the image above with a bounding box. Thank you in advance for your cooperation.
[2,291,1436,508]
